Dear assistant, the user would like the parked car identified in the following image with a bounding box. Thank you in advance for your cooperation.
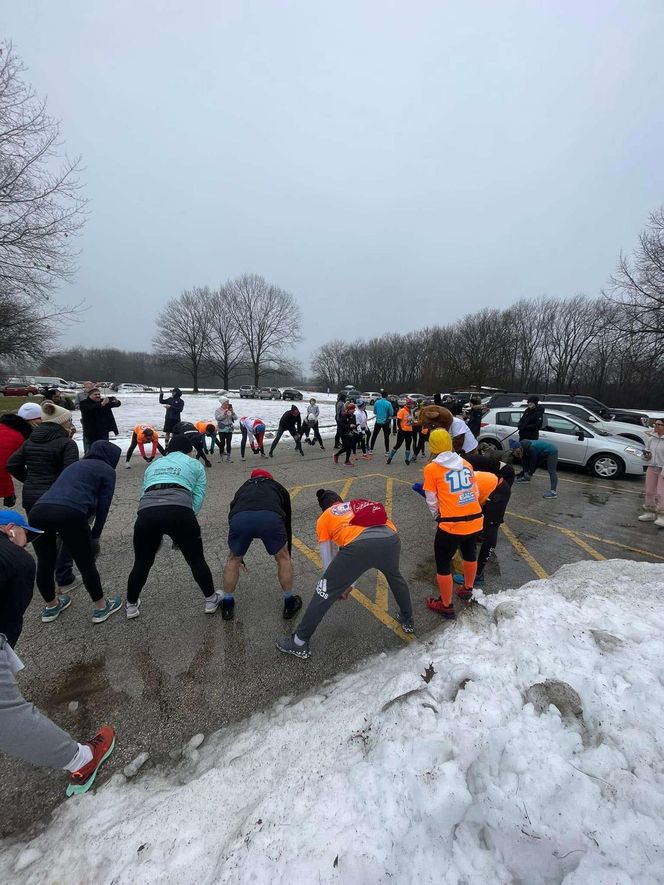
[282,387,303,400]
[511,400,649,447]
[239,385,259,398]
[0,381,39,397]
[478,407,645,479]
[118,383,147,393]
[397,393,431,407]
[609,408,654,427]
[258,387,281,400]
[339,388,362,402]
[31,375,79,391]
[362,391,383,405]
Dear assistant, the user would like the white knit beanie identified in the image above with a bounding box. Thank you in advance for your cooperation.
[41,401,72,426]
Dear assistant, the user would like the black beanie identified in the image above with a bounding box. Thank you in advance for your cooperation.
[316,488,343,511]
[167,434,193,455]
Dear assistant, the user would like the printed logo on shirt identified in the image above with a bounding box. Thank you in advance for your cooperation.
[316,578,329,599]
[458,490,477,505]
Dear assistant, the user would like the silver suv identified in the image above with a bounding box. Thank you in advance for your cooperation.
[239,385,258,398]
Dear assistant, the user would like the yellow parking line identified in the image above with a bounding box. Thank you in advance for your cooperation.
[340,477,355,498]
[500,523,548,579]
[557,526,606,561]
[291,535,414,643]
[290,485,303,500]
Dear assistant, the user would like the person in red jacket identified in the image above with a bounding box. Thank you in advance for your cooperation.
[0,404,41,506]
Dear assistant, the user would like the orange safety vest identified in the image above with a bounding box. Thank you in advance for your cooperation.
[423,458,483,535]
[397,407,413,432]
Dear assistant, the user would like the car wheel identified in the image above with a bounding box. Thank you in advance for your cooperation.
[588,453,625,479]
[479,438,501,454]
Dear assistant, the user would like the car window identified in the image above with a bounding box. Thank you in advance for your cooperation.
[495,411,523,427]
[549,403,587,420]
[542,414,578,435]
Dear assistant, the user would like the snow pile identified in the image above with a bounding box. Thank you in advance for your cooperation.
[2,560,664,884]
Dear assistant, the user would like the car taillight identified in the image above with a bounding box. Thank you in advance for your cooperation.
[480,422,489,427]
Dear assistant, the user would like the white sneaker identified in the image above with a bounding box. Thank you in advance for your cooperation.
[205,592,221,614]
[638,512,657,522]
[126,601,141,619]
[125,463,131,469]
[654,516,664,528]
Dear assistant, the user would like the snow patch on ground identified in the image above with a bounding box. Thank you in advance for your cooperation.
[2,559,663,883]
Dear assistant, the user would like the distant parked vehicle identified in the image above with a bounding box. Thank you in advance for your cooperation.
[0,381,39,397]
[118,383,147,393]
[478,406,645,479]
[512,400,649,446]
[362,391,383,405]
[239,385,259,398]
[258,387,281,400]
[397,393,432,407]
[339,388,362,402]
[282,387,303,400]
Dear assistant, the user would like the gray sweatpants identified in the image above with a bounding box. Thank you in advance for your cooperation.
[296,530,412,641]
[0,636,78,769]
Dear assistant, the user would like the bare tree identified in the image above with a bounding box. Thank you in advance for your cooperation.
[311,339,348,389]
[0,41,86,303]
[153,288,213,392]
[607,206,664,336]
[0,288,57,361]
[207,286,245,389]
[225,274,301,387]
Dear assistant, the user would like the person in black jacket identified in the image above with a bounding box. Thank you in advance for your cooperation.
[466,394,484,439]
[269,405,304,457]
[29,441,122,625]
[517,396,544,441]
[464,452,515,584]
[159,387,184,444]
[79,388,121,454]
[221,469,300,621]
[172,421,212,467]
[42,387,76,411]
[333,402,357,466]
[7,401,79,591]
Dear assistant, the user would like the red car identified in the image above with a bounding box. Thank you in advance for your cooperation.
[0,382,39,396]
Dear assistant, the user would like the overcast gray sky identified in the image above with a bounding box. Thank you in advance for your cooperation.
[6,1,664,369]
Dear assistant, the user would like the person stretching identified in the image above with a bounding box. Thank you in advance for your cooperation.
[172,421,212,467]
[303,398,324,449]
[195,421,218,455]
[222,469,300,621]
[240,416,266,459]
[125,424,166,467]
[125,435,220,618]
[511,438,559,498]
[269,406,304,457]
[276,489,413,659]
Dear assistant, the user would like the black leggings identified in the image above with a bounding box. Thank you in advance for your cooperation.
[370,422,391,452]
[304,422,324,447]
[335,433,355,464]
[126,506,215,604]
[392,429,412,453]
[414,431,427,456]
[126,433,166,462]
[352,431,366,454]
[434,529,480,575]
[240,426,264,457]
[269,426,303,455]
[217,431,232,454]
[30,503,104,603]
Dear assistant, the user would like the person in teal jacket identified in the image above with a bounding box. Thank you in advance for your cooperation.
[511,438,559,499]
[369,391,394,454]
[125,435,220,618]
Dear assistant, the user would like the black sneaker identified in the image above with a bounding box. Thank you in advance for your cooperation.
[283,594,302,619]
[276,633,311,659]
[396,612,415,634]
[221,597,235,621]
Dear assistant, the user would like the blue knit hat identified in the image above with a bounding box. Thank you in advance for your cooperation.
[509,439,521,450]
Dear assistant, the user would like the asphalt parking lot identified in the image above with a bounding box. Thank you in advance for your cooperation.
[1,445,661,839]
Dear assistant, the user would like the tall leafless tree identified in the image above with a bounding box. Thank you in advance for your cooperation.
[225,274,302,387]
[0,289,57,362]
[153,288,213,392]
[0,41,86,304]
[207,286,245,389]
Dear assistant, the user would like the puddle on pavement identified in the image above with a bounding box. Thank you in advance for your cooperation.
[41,659,109,712]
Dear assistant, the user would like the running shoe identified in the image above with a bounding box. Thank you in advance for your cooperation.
[221,597,235,620]
[283,594,303,619]
[396,612,415,634]
[125,600,141,620]
[426,597,456,618]
[515,475,531,483]
[205,592,222,614]
[543,490,558,499]
[456,587,473,600]
[66,726,115,797]
[125,463,131,469]
[41,595,72,623]
[638,512,656,521]
[92,596,122,624]
[276,634,311,659]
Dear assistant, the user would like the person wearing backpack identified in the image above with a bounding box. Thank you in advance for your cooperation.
[276,489,413,659]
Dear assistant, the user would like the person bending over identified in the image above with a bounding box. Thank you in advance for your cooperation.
[125,424,166,467]
[269,405,304,457]
[239,416,267,459]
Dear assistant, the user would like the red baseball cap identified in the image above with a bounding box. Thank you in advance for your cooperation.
[250,468,273,480]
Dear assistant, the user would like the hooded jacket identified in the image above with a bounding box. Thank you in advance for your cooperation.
[517,404,544,441]
[142,451,207,514]
[645,430,664,470]
[215,405,238,432]
[0,414,32,498]
[160,391,184,423]
[229,475,292,552]
[278,409,302,435]
[422,451,483,535]
[79,396,120,442]
[33,441,120,538]
[373,396,394,425]
[6,422,79,510]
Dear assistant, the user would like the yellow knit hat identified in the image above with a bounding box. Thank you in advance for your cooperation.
[429,428,453,455]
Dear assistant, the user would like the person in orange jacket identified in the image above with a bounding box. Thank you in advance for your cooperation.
[195,421,218,455]
[386,398,415,465]
[125,424,166,468]
[418,428,483,618]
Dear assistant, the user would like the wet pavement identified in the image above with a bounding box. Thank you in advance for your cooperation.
[1,446,660,839]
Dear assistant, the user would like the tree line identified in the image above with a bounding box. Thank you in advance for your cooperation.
[312,208,664,408]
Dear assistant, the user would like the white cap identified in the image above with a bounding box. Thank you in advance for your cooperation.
[17,403,42,420]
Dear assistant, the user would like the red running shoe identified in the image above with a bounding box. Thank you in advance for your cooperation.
[426,597,456,619]
[66,725,116,797]
[456,587,473,600]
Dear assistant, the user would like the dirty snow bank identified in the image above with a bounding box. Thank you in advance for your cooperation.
[2,559,663,884]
